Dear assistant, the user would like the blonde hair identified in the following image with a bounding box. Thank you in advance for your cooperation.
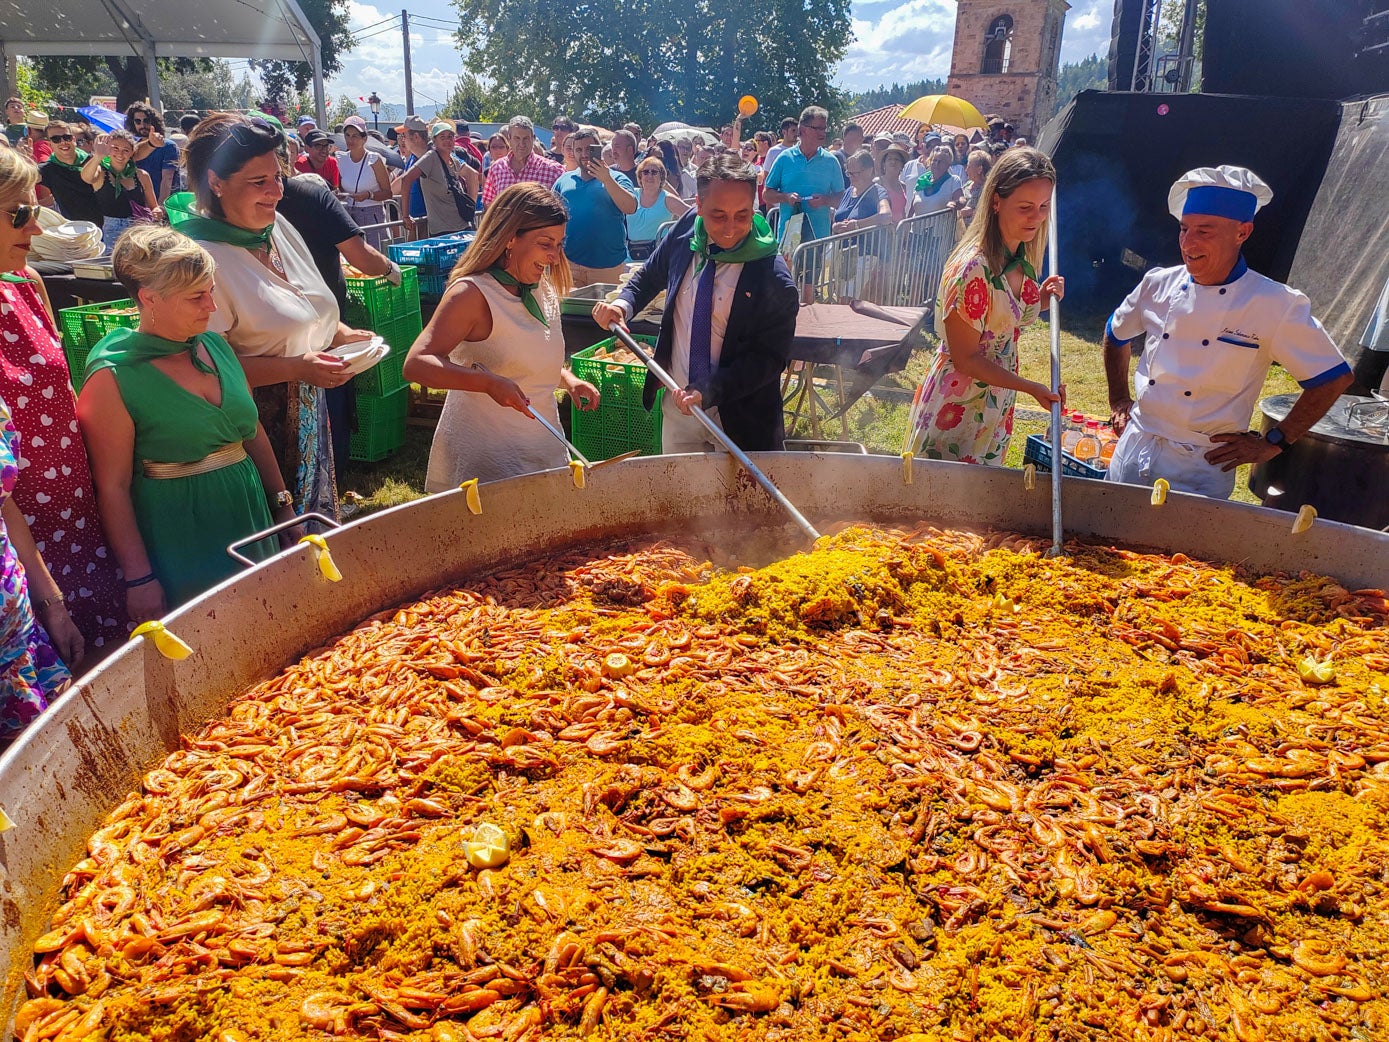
[112,225,217,302]
[944,146,1054,279]
[0,149,39,205]
[449,182,571,296]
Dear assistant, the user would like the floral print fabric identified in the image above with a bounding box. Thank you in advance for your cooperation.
[0,394,69,743]
[912,249,1041,465]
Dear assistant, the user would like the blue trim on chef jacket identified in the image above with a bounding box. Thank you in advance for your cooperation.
[1105,315,1138,346]
[1214,255,1248,285]
[1298,362,1351,389]
[1183,185,1258,223]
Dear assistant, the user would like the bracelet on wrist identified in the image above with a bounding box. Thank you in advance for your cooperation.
[32,591,64,611]
[125,573,158,589]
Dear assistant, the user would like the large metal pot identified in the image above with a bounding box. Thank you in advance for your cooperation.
[1250,392,1389,530]
[2,453,1387,1018]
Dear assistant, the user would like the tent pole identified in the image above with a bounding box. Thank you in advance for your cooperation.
[143,41,161,111]
[312,46,326,125]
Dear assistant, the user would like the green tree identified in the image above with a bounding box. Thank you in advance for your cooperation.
[159,61,255,112]
[1051,54,1108,118]
[328,94,360,126]
[251,0,355,110]
[450,0,852,131]
[444,74,490,123]
[846,78,950,115]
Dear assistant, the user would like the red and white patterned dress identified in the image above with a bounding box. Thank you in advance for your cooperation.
[0,277,126,650]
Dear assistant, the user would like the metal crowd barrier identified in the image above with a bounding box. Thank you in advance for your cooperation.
[784,207,957,308]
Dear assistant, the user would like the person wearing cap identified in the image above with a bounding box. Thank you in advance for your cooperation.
[297,116,317,135]
[293,129,341,190]
[396,120,479,235]
[1104,165,1353,499]
[336,115,393,249]
[392,115,431,232]
[482,117,562,209]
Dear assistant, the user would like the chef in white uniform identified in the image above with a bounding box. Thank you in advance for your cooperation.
[1103,166,1352,498]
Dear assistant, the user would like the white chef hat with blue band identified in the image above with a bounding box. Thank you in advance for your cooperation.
[1167,165,1273,222]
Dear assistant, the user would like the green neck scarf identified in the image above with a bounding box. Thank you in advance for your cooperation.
[0,273,32,284]
[998,241,1037,282]
[166,191,274,251]
[916,171,942,194]
[48,149,89,171]
[100,155,139,195]
[85,327,218,378]
[689,213,779,272]
[488,267,547,327]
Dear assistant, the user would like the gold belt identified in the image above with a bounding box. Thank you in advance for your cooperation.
[142,443,247,480]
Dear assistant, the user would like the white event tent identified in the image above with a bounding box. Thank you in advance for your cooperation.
[0,0,325,120]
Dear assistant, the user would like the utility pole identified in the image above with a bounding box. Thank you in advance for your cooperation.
[402,9,415,116]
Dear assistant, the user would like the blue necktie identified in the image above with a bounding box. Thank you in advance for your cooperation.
[688,247,722,389]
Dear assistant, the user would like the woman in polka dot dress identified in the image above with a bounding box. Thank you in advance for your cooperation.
[0,152,126,660]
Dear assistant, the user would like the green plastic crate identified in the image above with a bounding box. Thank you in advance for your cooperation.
[349,386,409,462]
[343,265,421,329]
[351,311,421,396]
[569,336,664,460]
[58,299,139,390]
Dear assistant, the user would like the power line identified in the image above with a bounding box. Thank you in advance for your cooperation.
[348,14,399,34]
[352,24,402,43]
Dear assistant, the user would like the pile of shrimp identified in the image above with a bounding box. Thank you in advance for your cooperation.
[17,524,1389,1042]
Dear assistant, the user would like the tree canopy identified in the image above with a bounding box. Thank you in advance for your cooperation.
[252,0,355,110]
[845,78,950,114]
[450,0,853,130]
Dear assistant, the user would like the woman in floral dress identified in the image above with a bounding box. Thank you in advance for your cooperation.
[910,148,1066,464]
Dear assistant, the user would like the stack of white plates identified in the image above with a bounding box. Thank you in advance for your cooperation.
[31,209,104,262]
[326,336,389,376]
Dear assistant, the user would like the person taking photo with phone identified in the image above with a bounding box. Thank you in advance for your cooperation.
[553,127,637,287]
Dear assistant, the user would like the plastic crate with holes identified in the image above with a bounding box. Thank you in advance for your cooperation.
[350,311,422,397]
[57,299,140,390]
[342,264,421,329]
[386,234,473,300]
[569,335,665,460]
[1022,435,1107,479]
[349,385,410,462]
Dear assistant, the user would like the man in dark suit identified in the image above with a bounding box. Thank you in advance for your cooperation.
[591,154,798,452]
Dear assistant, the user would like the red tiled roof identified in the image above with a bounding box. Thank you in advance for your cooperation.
[850,103,922,139]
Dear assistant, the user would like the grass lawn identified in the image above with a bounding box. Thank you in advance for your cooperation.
[340,312,1301,514]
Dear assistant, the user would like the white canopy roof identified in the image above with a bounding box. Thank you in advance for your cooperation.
[0,0,325,116]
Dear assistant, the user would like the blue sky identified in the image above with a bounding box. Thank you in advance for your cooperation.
[330,0,1114,110]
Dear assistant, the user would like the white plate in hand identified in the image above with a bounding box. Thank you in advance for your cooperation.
[330,338,390,376]
[327,335,384,362]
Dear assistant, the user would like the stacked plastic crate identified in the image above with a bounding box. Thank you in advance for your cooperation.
[57,299,141,392]
[568,335,665,460]
[342,265,423,462]
[386,233,473,302]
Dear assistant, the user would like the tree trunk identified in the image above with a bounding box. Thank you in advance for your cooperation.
[105,57,151,112]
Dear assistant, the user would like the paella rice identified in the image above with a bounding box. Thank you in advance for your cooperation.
[16,523,1389,1041]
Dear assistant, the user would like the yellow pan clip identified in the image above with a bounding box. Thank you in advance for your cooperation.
[460,478,482,515]
[298,534,343,582]
[1150,478,1170,506]
[1023,463,1036,491]
[130,620,194,661]
[1291,504,1317,535]
[569,460,586,489]
[0,807,14,833]
[901,451,913,485]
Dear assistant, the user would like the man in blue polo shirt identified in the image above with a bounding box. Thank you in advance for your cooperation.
[762,105,845,241]
[554,126,638,286]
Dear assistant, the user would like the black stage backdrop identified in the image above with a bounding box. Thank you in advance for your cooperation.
[1036,91,1340,312]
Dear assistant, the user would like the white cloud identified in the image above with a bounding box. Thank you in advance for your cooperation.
[329,0,465,110]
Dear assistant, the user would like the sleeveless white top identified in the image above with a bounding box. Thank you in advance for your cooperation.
[424,273,566,492]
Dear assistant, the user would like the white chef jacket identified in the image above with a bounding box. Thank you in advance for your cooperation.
[1107,257,1349,446]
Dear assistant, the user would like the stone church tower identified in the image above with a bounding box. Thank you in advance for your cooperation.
[946,0,1070,137]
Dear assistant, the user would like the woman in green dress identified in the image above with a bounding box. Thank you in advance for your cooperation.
[76,225,293,622]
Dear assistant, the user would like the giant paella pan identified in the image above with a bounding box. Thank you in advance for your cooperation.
[2,455,1388,1041]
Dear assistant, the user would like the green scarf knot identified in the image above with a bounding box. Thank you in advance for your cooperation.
[84,327,220,382]
[48,149,89,172]
[166,191,274,251]
[915,172,937,194]
[488,267,548,327]
[999,241,1037,282]
[689,213,779,272]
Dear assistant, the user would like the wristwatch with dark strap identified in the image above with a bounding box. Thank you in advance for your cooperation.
[1264,426,1287,448]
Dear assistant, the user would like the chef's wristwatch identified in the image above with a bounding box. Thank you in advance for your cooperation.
[1264,427,1287,449]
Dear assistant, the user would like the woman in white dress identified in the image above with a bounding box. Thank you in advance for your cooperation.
[405,183,602,492]
[172,114,373,521]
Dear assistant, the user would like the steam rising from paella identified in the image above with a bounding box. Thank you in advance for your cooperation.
[18,525,1389,1041]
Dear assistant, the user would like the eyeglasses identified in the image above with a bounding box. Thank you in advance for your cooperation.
[47,134,74,143]
[132,117,149,126]
[801,123,827,132]
[3,204,43,229]
[638,169,663,177]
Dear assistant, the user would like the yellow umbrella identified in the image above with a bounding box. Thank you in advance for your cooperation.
[897,95,987,129]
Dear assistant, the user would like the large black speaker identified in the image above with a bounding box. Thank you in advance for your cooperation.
[1106,0,1146,92]
[1204,0,1386,99]
[1036,91,1341,311]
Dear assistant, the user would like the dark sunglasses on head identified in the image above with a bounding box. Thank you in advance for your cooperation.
[3,203,43,229]
[47,134,74,143]
[212,118,285,165]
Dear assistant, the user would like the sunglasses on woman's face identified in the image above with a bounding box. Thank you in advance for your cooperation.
[639,170,663,177]
[3,203,43,229]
